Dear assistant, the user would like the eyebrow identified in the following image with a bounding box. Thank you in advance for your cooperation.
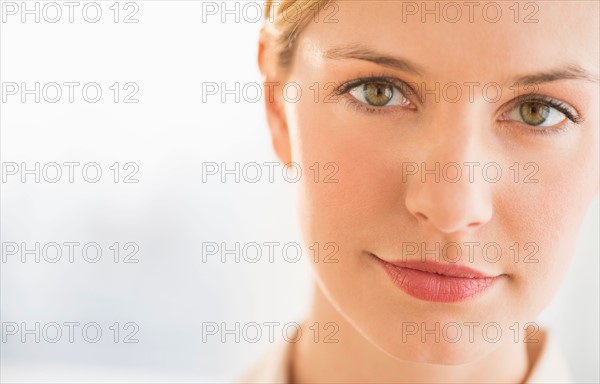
[509,65,600,86]
[324,46,424,75]
[323,45,599,85]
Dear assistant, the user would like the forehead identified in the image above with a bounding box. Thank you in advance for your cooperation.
[296,0,599,81]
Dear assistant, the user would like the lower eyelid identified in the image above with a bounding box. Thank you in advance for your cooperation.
[342,95,413,115]
[503,120,573,136]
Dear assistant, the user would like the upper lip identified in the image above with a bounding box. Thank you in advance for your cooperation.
[383,259,498,279]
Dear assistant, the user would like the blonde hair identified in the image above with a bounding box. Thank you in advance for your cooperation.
[262,0,333,71]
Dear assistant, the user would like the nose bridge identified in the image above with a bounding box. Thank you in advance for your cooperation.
[404,106,493,234]
[420,101,484,177]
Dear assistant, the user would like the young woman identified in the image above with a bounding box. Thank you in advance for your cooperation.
[247,1,599,382]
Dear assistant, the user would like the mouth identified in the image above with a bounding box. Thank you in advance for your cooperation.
[370,253,505,303]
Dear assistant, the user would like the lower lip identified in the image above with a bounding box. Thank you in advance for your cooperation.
[375,257,497,303]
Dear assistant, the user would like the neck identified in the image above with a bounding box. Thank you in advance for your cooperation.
[291,286,531,384]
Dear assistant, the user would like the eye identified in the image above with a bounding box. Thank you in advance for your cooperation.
[506,100,569,127]
[348,81,411,108]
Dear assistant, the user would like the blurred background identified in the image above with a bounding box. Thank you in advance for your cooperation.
[1,1,598,382]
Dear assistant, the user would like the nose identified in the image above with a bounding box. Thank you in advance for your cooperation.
[404,140,493,234]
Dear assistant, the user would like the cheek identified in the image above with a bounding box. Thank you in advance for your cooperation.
[501,128,600,314]
[286,95,409,248]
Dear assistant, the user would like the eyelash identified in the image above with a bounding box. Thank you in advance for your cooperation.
[502,95,583,135]
[334,74,584,134]
[334,74,417,115]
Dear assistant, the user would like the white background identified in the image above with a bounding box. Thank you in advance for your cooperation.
[1,1,598,382]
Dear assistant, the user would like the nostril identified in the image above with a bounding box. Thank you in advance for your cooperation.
[415,212,428,222]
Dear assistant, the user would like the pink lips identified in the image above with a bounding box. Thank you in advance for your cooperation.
[375,256,500,303]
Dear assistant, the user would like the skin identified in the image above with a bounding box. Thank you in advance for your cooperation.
[258,1,599,382]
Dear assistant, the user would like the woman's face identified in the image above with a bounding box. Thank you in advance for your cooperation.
[265,0,599,364]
